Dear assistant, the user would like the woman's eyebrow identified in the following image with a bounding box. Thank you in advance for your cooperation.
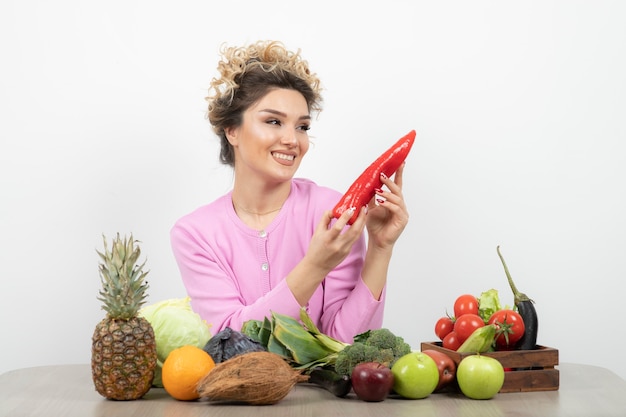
[258,108,311,121]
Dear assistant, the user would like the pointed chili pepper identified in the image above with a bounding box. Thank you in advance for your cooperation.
[332,130,416,225]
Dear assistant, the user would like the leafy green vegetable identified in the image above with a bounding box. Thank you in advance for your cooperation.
[139,297,212,386]
[242,309,411,376]
[242,309,349,370]
[477,289,503,323]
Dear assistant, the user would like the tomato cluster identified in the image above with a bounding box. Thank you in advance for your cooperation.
[434,293,526,351]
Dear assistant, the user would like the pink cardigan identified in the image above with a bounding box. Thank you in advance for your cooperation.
[170,178,385,343]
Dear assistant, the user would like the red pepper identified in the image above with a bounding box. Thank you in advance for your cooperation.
[332,130,416,225]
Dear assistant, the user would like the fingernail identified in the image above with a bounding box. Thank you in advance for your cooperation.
[380,172,388,180]
[374,188,383,194]
[376,198,385,205]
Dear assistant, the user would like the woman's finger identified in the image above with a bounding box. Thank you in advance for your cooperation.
[393,162,405,189]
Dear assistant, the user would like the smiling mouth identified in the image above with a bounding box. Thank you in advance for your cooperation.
[272,152,295,161]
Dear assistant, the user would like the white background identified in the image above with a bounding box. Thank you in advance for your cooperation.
[2,1,625,380]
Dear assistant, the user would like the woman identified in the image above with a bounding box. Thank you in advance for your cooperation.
[171,40,409,343]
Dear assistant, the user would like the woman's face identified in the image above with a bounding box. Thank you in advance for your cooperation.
[226,88,311,185]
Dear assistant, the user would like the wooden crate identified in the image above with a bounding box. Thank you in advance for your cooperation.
[420,342,559,393]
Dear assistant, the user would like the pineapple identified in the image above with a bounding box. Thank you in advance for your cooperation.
[91,233,157,400]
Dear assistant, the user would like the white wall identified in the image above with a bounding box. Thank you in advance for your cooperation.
[2,1,625,380]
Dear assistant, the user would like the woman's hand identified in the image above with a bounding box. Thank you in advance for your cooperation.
[287,206,367,307]
[304,206,367,275]
[365,162,409,251]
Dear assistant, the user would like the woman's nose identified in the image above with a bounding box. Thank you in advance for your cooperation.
[281,130,298,146]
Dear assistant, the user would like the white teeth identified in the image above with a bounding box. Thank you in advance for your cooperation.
[273,152,294,161]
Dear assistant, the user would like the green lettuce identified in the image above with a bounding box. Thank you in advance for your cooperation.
[477,289,502,323]
[139,297,212,386]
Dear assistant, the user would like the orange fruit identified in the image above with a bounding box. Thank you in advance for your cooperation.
[162,345,215,401]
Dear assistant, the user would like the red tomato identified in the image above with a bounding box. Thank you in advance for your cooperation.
[442,331,462,350]
[454,313,485,343]
[488,309,525,349]
[435,317,454,340]
[453,294,479,318]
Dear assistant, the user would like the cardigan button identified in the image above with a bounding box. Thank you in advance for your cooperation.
[261,262,269,271]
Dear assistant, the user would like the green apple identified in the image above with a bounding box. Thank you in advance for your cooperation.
[390,352,439,399]
[456,355,505,399]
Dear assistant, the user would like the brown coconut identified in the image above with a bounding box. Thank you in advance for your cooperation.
[197,351,308,405]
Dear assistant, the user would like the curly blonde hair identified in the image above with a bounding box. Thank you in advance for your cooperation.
[206,40,323,166]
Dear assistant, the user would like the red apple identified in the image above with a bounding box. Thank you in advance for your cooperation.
[351,362,394,402]
[422,349,456,391]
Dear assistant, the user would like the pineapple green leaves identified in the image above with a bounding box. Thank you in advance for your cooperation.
[96,233,149,320]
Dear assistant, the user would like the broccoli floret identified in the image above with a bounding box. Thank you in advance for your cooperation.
[391,336,412,358]
[361,328,398,349]
[334,342,395,376]
[353,328,412,364]
[334,329,413,376]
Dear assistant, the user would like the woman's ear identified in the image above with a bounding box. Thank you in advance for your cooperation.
[224,126,238,146]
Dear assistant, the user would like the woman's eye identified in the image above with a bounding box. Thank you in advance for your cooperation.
[298,125,311,132]
[267,119,281,126]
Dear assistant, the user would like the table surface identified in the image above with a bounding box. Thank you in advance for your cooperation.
[2,363,626,417]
